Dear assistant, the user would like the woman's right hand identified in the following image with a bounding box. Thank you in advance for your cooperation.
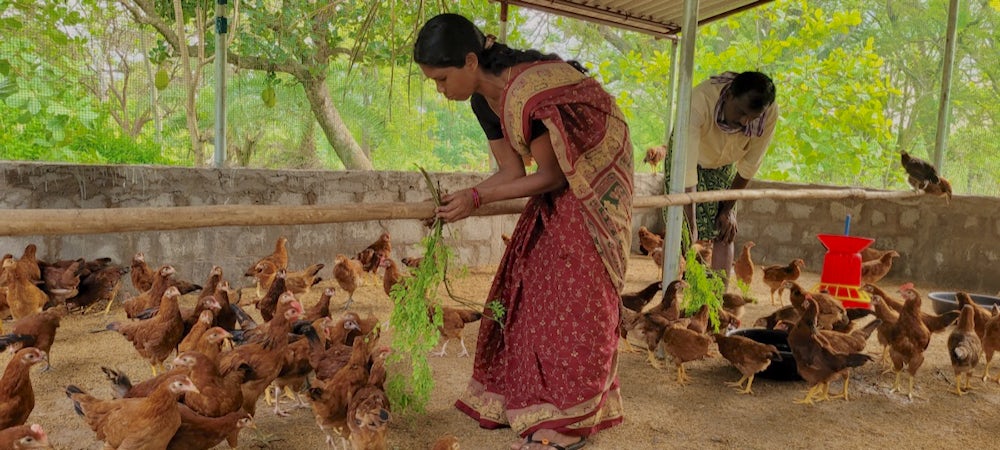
[435,188,477,223]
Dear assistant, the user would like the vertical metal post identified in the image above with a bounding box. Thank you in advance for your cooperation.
[213,0,228,168]
[932,0,960,171]
[662,38,679,147]
[662,0,699,285]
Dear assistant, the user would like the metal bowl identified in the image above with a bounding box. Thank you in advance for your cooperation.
[727,328,802,381]
[927,292,1000,315]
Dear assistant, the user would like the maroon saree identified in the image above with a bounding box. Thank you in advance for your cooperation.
[455,61,633,438]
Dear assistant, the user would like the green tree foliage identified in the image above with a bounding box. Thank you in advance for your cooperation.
[0,0,997,194]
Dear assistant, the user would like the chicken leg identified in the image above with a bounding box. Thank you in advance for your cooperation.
[457,337,470,358]
[725,374,757,395]
[646,350,664,370]
[431,340,449,357]
[674,363,691,385]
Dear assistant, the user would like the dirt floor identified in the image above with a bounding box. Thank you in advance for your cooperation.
[5,254,999,450]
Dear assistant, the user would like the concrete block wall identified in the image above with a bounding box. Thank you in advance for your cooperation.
[1,163,996,294]
[0,163,661,294]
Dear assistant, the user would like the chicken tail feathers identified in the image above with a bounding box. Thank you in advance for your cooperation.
[105,322,121,332]
[230,303,257,330]
[134,307,158,321]
[64,385,87,416]
[0,334,35,352]
[843,353,874,369]
[100,366,132,399]
[846,308,873,322]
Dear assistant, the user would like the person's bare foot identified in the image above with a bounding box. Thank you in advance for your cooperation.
[509,429,586,450]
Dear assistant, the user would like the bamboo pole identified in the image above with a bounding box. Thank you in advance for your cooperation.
[0,188,925,237]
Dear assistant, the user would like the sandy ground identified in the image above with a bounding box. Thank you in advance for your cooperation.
[4,253,999,450]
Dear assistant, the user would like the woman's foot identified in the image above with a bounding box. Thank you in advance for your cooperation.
[509,429,586,450]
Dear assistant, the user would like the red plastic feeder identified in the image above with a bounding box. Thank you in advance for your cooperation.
[813,234,874,309]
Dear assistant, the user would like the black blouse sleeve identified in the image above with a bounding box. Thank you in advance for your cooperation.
[471,94,504,141]
[470,93,548,142]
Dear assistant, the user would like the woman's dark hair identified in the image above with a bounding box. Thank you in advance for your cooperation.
[413,13,586,75]
[730,71,776,111]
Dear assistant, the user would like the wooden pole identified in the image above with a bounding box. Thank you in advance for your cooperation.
[0,188,925,237]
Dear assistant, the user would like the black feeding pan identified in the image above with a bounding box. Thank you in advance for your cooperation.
[927,292,1000,315]
[727,328,802,381]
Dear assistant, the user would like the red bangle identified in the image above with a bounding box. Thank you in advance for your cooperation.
[470,187,481,209]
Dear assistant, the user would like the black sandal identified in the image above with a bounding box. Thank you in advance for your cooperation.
[522,432,587,450]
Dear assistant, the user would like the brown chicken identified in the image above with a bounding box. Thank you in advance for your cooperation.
[307,338,372,448]
[269,336,313,416]
[171,352,247,417]
[333,254,365,308]
[922,176,953,203]
[637,226,664,255]
[66,263,129,312]
[861,247,895,263]
[167,405,254,450]
[783,281,851,331]
[182,326,232,362]
[66,375,199,449]
[346,350,391,450]
[39,258,83,307]
[0,348,46,429]
[359,232,392,275]
[304,319,359,381]
[122,265,175,318]
[14,244,40,284]
[658,321,712,385]
[1,258,47,320]
[245,236,289,279]
[382,258,408,297]
[713,333,782,394]
[862,283,959,333]
[860,251,900,284]
[955,291,992,341]
[400,257,423,268]
[430,306,482,357]
[129,252,154,293]
[948,305,982,396]
[218,292,303,416]
[5,306,67,370]
[637,280,687,369]
[884,283,932,400]
[0,423,51,449]
[621,281,661,313]
[752,305,801,330]
[254,261,324,296]
[980,305,1000,382]
[213,282,240,332]
[255,270,288,322]
[178,309,217,355]
[787,298,873,404]
[722,293,750,321]
[130,253,202,295]
[683,304,711,335]
[108,286,185,375]
[642,145,667,169]
[813,318,882,400]
[733,241,755,286]
[761,259,804,305]
[304,287,336,323]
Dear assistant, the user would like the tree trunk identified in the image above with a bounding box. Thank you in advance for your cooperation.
[300,74,373,170]
[173,0,204,164]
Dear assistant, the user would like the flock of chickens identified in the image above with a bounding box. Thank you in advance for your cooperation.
[625,222,996,407]
[0,234,478,449]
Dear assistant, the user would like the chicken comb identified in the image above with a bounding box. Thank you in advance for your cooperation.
[30,423,46,438]
[899,282,915,291]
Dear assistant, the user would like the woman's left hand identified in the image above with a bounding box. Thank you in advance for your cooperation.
[436,188,477,223]
[715,207,738,244]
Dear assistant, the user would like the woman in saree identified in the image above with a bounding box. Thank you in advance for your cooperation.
[414,13,633,450]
